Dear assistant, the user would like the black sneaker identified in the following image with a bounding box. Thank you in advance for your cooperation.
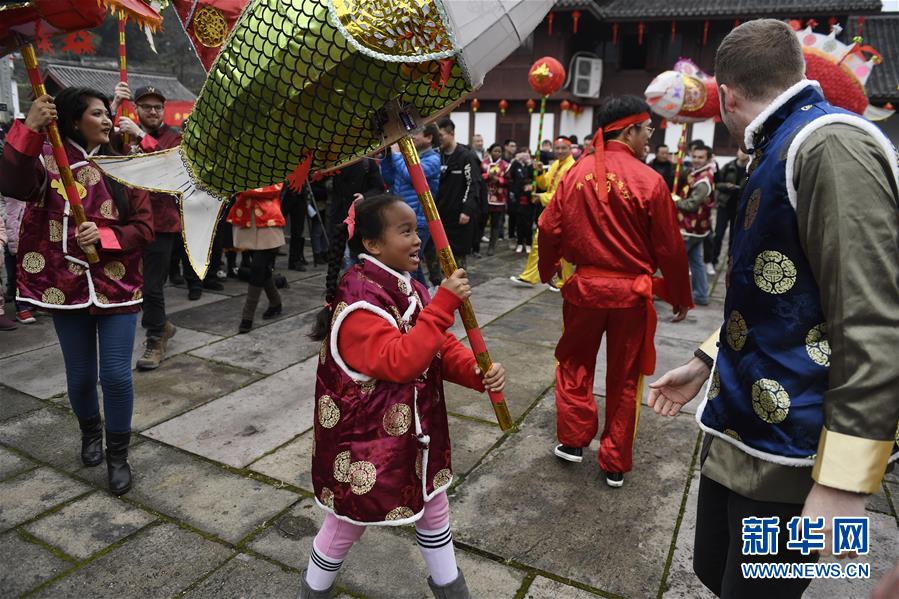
[188,287,202,301]
[553,444,583,463]
[202,279,225,291]
[605,472,624,488]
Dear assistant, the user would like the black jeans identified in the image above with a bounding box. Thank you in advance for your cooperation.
[247,248,279,287]
[506,198,517,240]
[516,203,535,246]
[694,475,816,599]
[712,202,738,264]
[285,203,307,266]
[141,232,178,339]
[487,210,505,250]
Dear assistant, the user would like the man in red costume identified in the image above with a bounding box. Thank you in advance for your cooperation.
[538,95,693,488]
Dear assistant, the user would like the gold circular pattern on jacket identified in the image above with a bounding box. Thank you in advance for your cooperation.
[76,165,102,187]
[318,395,340,429]
[192,5,228,47]
[744,189,761,230]
[104,261,126,281]
[44,155,60,175]
[320,487,335,509]
[319,340,328,365]
[725,310,748,351]
[22,252,46,274]
[95,292,109,304]
[333,451,351,483]
[382,404,412,436]
[432,468,452,489]
[724,428,742,440]
[41,287,65,304]
[331,301,348,327]
[805,323,830,367]
[132,289,142,301]
[360,379,377,395]
[67,262,85,276]
[751,378,790,424]
[753,251,796,294]
[398,278,411,296]
[708,368,720,400]
[348,461,377,495]
[100,199,118,219]
[385,506,415,521]
[49,220,63,242]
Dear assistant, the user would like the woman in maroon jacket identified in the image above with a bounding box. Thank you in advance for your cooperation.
[0,88,153,495]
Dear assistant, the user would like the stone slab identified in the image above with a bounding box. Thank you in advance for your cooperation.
[163,285,232,313]
[0,530,71,597]
[0,383,44,422]
[131,324,222,370]
[468,277,547,316]
[25,492,157,559]
[0,344,67,399]
[0,467,90,531]
[248,498,526,598]
[144,357,317,469]
[450,392,699,598]
[446,415,504,477]
[662,469,715,599]
[190,310,322,374]
[249,430,314,492]
[655,299,725,345]
[33,522,232,598]
[0,317,58,359]
[129,354,259,431]
[171,286,324,336]
[481,301,564,350]
[183,553,299,599]
[0,407,86,470]
[0,445,34,481]
[867,485,894,516]
[445,336,557,423]
[525,576,602,599]
[111,441,297,544]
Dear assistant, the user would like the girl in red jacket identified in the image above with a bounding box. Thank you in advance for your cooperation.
[302,194,505,599]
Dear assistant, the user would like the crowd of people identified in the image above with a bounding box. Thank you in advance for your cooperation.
[1,18,897,599]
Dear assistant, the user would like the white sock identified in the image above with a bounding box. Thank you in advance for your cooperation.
[416,524,458,586]
[305,544,343,591]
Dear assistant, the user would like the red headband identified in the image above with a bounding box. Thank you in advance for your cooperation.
[591,111,651,203]
[554,137,572,146]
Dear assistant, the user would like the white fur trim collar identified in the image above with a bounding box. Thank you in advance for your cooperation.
[359,254,412,286]
[743,80,823,151]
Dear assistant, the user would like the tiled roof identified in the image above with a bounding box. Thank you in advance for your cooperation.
[847,15,899,102]
[44,63,196,101]
[554,0,884,20]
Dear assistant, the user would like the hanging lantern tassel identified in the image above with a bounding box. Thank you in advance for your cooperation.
[702,20,709,46]
[638,21,646,46]
[498,99,508,116]
[612,23,619,46]
[548,12,554,36]
[671,21,676,43]
[560,99,571,112]
[857,16,865,39]
[572,10,581,34]
[526,98,536,114]
[470,97,480,113]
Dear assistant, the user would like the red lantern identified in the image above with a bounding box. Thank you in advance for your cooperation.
[547,12,554,36]
[734,19,741,29]
[702,20,709,45]
[560,99,571,112]
[470,98,480,113]
[612,23,619,46]
[498,99,509,116]
[526,98,536,113]
[788,19,802,31]
[638,22,646,46]
[572,10,581,34]
[671,21,676,43]
[528,56,566,96]
[828,16,838,31]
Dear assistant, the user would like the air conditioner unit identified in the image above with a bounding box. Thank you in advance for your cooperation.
[571,56,603,98]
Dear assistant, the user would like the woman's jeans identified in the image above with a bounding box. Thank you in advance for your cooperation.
[685,236,709,305]
[52,311,138,433]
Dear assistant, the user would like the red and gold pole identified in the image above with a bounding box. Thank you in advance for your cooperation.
[22,43,99,264]
[117,12,131,147]
[671,123,689,195]
[397,136,514,431]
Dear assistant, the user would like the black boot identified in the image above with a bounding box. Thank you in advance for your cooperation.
[106,431,132,496]
[78,414,103,466]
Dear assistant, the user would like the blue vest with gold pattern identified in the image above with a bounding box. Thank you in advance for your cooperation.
[698,85,852,464]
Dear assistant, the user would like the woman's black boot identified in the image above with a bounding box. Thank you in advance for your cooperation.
[105,431,132,496]
[78,414,103,467]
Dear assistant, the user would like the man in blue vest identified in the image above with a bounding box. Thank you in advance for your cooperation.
[648,19,899,598]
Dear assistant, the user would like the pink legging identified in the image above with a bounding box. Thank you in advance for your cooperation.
[314,492,450,560]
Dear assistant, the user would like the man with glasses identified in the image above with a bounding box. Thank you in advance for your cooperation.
[111,84,185,370]
[537,95,692,488]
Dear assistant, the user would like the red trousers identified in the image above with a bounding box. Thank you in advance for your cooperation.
[555,302,646,473]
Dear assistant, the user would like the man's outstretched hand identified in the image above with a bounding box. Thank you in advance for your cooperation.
[648,356,710,416]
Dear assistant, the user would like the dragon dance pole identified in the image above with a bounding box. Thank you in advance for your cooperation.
[117,13,132,147]
[21,43,100,264]
[397,136,514,432]
[532,95,547,189]
[671,123,689,195]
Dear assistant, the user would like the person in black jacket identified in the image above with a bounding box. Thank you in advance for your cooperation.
[429,118,481,284]
[326,157,385,270]
[508,150,535,253]
[280,183,308,271]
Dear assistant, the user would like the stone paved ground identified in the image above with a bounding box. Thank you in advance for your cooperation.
[2,245,897,598]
